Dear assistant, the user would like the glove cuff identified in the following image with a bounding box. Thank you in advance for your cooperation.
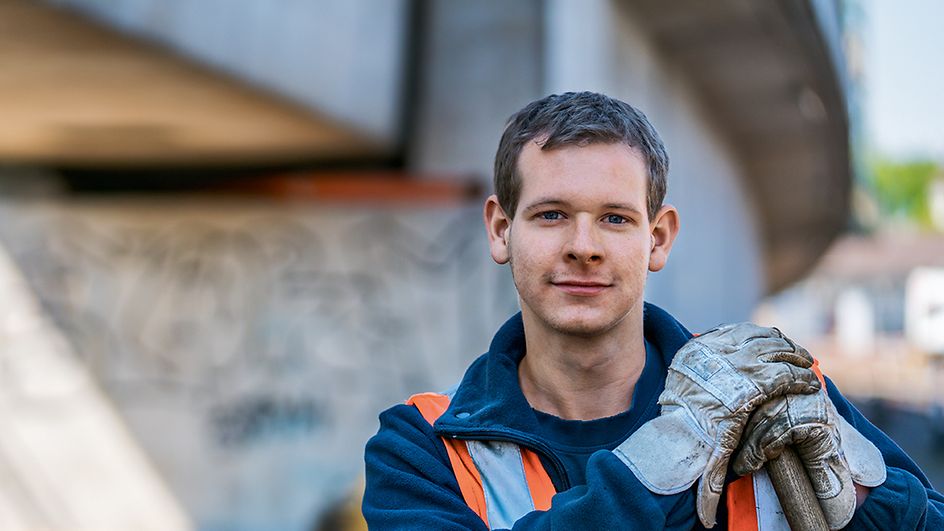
[837,415,886,487]
[613,409,713,495]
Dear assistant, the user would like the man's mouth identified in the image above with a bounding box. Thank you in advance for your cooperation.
[551,279,611,296]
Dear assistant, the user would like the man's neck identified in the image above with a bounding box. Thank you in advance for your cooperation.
[517,308,646,421]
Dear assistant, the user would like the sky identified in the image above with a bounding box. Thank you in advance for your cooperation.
[863,0,944,161]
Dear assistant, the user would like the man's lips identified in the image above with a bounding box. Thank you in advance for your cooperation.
[551,280,611,296]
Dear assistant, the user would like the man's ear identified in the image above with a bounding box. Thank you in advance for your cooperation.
[648,204,679,272]
[484,195,511,264]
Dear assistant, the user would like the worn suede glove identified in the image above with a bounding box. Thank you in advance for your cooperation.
[614,323,822,528]
[733,390,886,529]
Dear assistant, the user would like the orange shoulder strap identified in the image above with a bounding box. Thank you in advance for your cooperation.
[811,358,827,388]
[727,473,759,531]
[520,448,556,511]
[407,392,490,527]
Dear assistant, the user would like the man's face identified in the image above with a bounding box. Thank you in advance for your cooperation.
[486,141,672,338]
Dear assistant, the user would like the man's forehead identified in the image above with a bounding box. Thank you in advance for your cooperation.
[516,141,648,204]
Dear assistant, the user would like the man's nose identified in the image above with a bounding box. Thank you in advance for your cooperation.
[566,218,604,264]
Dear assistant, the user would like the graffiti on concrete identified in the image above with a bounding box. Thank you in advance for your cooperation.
[0,199,518,531]
[209,395,325,448]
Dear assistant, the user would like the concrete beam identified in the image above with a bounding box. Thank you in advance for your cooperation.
[0,0,385,168]
[628,0,852,292]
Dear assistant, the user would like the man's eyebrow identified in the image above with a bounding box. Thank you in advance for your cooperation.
[522,198,567,211]
[522,199,644,216]
[603,203,644,216]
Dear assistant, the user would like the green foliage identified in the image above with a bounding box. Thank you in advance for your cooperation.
[866,157,939,227]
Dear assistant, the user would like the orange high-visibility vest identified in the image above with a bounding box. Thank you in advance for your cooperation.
[410,361,828,530]
[407,391,556,529]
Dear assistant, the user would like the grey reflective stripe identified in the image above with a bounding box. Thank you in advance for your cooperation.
[753,468,790,531]
[465,440,534,529]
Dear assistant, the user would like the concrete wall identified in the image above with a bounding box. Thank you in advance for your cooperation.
[410,0,544,178]
[47,0,409,143]
[0,194,516,531]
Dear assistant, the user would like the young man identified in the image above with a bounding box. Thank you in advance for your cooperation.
[363,92,943,529]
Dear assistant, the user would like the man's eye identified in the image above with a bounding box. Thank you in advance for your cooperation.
[540,211,562,221]
[605,214,627,224]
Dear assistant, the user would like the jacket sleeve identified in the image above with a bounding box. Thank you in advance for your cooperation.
[824,377,944,530]
[362,403,696,530]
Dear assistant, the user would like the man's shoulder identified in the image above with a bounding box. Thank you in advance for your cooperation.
[642,302,694,365]
[368,401,446,459]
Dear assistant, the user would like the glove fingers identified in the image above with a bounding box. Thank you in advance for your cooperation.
[699,322,784,347]
[803,452,846,499]
[760,365,822,398]
[756,342,814,368]
[735,392,866,530]
[809,454,857,530]
[739,436,854,529]
[734,393,830,474]
[733,398,791,475]
[733,433,791,476]
[699,325,813,368]
[738,440,855,529]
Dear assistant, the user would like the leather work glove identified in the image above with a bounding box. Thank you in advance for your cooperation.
[733,390,887,529]
[614,323,822,528]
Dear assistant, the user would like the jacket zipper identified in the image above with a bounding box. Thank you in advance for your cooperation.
[441,428,572,491]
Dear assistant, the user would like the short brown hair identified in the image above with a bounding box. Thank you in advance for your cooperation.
[493,92,669,220]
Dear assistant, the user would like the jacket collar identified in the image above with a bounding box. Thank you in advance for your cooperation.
[434,302,693,438]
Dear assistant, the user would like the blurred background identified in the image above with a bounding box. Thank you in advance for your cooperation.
[0,0,939,529]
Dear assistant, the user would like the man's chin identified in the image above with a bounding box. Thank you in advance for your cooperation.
[545,312,625,338]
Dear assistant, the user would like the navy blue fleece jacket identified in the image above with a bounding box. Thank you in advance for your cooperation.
[363,303,944,529]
